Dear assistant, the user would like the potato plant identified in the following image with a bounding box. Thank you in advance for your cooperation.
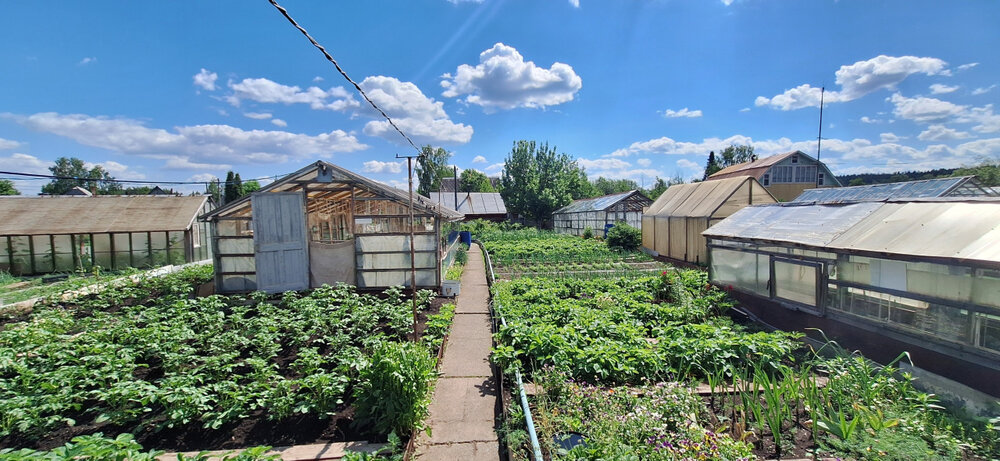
[0,265,441,450]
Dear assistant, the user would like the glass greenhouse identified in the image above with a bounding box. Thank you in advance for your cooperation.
[0,195,213,275]
[552,190,651,237]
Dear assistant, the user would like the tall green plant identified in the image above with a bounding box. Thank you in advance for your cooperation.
[353,341,437,435]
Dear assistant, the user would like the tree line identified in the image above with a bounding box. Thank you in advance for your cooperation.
[416,141,683,226]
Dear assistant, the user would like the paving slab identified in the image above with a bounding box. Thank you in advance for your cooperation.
[414,245,499,460]
[412,441,499,461]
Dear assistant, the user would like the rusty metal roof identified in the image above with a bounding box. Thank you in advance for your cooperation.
[708,152,796,180]
[0,195,209,235]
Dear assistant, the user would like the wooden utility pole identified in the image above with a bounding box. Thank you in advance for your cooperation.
[397,153,420,341]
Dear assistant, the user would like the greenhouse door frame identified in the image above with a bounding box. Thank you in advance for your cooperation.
[769,256,825,316]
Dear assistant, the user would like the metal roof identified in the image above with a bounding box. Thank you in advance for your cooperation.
[709,152,795,180]
[552,190,651,214]
[0,195,209,236]
[703,200,1000,265]
[792,176,997,203]
[645,176,776,219]
[426,192,507,216]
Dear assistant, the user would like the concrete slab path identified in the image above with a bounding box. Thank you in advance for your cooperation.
[414,245,500,461]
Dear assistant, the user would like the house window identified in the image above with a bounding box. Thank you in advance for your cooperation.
[771,166,793,183]
[818,173,825,186]
[762,173,770,186]
[795,165,817,183]
[791,154,798,164]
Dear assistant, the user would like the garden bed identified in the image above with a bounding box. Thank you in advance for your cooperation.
[0,265,453,458]
[476,225,999,460]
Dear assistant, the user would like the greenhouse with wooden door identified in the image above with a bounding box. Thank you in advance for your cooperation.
[641,176,775,265]
[201,161,463,294]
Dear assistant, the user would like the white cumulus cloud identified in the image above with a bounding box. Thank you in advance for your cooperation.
[13,112,367,169]
[880,132,901,143]
[363,160,403,174]
[860,116,882,124]
[360,75,473,144]
[756,55,948,110]
[889,93,967,123]
[271,118,287,127]
[972,85,997,95]
[957,62,979,71]
[929,83,959,94]
[441,42,582,111]
[243,112,272,120]
[0,137,22,150]
[193,68,218,91]
[662,108,703,118]
[226,77,359,111]
[472,155,487,164]
[917,125,971,142]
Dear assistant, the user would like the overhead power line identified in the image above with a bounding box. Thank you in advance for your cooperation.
[0,170,282,186]
[267,0,421,154]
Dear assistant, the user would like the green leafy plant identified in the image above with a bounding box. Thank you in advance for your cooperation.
[353,341,437,435]
[605,221,641,251]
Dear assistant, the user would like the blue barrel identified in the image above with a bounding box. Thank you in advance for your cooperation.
[603,223,615,238]
[460,230,472,246]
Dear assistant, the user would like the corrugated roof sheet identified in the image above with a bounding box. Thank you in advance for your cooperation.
[426,192,507,216]
[0,195,209,235]
[792,176,997,203]
[704,200,1000,265]
[709,152,796,180]
[553,190,649,214]
[645,176,776,219]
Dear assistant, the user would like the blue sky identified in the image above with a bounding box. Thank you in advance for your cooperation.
[1,0,998,195]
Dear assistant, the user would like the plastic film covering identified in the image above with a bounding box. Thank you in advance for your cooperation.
[774,260,817,305]
[793,176,996,203]
[703,202,883,247]
[710,248,769,296]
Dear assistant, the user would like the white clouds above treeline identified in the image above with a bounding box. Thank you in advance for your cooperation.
[7,112,367,170]
[756,55,949,110]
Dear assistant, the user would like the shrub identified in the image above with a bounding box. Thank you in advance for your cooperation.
[353,341,436,435]
[605,221,640,251]
[582,227,593,239]
[455,244,468,265]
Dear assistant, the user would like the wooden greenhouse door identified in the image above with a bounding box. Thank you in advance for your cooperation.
[251,192,310,293]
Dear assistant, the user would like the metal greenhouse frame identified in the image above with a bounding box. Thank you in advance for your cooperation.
[552,190,652,236]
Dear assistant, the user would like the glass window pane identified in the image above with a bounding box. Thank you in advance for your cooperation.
[32,235,54,273]
[774,260,816,306]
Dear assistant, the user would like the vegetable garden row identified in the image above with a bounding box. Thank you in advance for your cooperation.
[480,225,999,460]
[0,264,452,459]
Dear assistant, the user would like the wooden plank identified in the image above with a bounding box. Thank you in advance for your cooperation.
[158,441,388,461]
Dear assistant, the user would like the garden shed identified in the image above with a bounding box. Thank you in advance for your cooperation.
[552,190,652,236]
[0,195,213,275]
[201,161,463,294]
[703,198,1000,396]
[641,176,775,265]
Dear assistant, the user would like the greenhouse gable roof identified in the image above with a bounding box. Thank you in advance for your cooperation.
[553,190,650,214]
[645,176,776,219]
[427,192,507,216]
[704,199,1000,266]
[0,195,209,236]
[792,176,997,203]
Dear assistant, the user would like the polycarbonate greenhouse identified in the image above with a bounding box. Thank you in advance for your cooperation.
[792,175,997,203]
[202,161,462,294]
[552,190,652,236]
[0,195,213,275]
[642,176,776,265]
[703,198,1000,395]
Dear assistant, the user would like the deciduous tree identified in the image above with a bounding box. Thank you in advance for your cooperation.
[416,145,452,196]
[41,157,121,195]
[459,169,494,192]
[0,179,19,195]
[500,140,581,226]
